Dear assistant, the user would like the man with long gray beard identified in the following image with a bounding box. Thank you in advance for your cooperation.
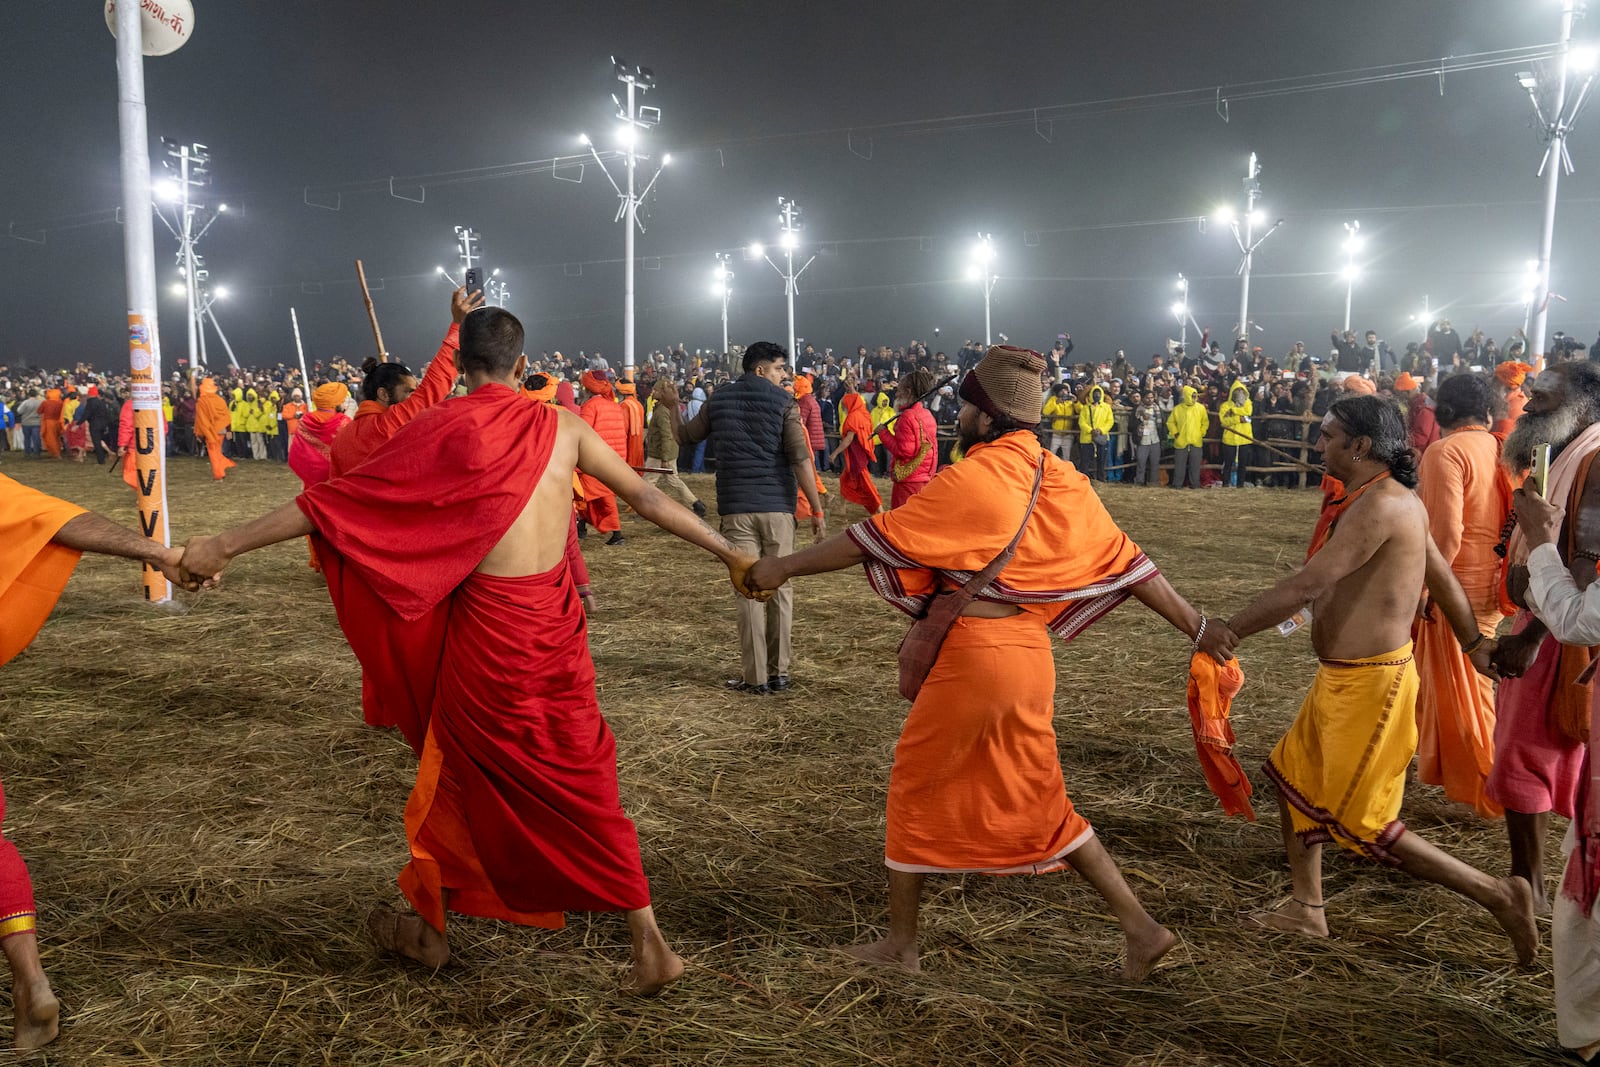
[1491,361,1600,912]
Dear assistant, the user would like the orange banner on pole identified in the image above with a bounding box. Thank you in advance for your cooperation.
[127,313,171,602]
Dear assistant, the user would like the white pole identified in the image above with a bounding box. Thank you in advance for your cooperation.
[1343,279,1353,335]
[290,307,312,398]
[115,0,171,603]
[181,148,200,374]
[623,78,636,379]
[1238,155,1258,343]
[720,287,730,356]
[204,305,241,369]
[983,271,993,347]
[785,246,797,357]
[1532,0,1578,369]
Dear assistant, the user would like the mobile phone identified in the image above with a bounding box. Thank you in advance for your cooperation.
[464,267,483,294]
[1531,443,1552,497]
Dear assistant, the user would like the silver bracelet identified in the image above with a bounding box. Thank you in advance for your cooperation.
[1191,613,1208,653]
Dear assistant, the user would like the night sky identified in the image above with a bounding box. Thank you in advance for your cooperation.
[3,2,1595,371]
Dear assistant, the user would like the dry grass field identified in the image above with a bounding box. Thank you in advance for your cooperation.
[0,451,1573,1065]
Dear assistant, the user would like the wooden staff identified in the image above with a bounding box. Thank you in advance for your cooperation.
[354,259,389,363]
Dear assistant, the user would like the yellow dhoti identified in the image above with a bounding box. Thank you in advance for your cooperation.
[1264,642,1418,865]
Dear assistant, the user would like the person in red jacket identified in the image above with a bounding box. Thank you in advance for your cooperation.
[115,391,168,494]
[794,373,828,471]
[876,368,939,508]
[579,370,629,545]
[329,287,481,478]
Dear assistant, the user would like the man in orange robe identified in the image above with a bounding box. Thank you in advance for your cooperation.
[192,378,236,481]
[2,473,189,1050]
[1413,373,1511,818]
[36,390,63,459]
[176,306,759,992]
[746,346,1231,980]
[832,392,882,513]
[616,381,646,470]
[329,288,475,477]
[578,370,628,544]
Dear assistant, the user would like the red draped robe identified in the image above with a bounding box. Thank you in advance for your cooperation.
[297,385,648,931]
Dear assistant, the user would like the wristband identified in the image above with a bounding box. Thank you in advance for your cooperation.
[1461,633,1487,655]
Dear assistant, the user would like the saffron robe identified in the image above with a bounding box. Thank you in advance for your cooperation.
[37,392,63,458]
[1265,643,1420,864]
[847,431,1157,873]
[577,390,627,533]
[1413,427,1508,817]
[837,393,882,513]
[296,384,648,927]
[192,381,235,481]
[1187,652,1254,820]
[0,475,87,941]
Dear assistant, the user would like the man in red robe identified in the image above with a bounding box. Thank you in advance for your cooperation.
[176,306,760,994]
[579,370,629,544]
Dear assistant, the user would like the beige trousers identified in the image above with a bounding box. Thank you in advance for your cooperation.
[720,511,794,686]
[645,454,698,509]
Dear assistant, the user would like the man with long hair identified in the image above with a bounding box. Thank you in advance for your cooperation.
[1221,396,1536,964]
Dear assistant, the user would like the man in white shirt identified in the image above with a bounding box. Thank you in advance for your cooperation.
[1515,482,1600,1060]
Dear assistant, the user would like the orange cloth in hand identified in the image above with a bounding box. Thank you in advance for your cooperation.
[1186,652,1254,820]
[0,474,86,666]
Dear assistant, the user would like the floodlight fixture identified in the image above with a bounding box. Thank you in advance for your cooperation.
[578,133,591,146]
[1215,151,1278,340]
[170,283,185,296]
[967,233,999,345]
[214,286,229,300]
[753,198,816,355]
[779,230,799,250]
[747,242,764,258]
[1573,45,1598,72]
[1170,301,1187,319]
[1214,204,1236,225]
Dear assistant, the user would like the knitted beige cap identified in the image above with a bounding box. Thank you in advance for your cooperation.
[958,345,1047,425]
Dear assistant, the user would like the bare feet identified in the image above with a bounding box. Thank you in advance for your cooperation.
[13,976,59,1051]
[1491,876,1539,968]
[626,946,685,996]
[1121,924,1178,982]
[1247,898,1330,939]
[839,937,921,974]
[366,904,449,968]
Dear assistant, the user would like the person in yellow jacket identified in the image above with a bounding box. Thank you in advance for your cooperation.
[241,387,269,460]
[260,390,281,461]
[1166,385,1209,489]
[1042,384,1076,461]
[1076,383,1114,481]
[869,388,895,476]
[1218,381,1253,488]
[228,386,250,460]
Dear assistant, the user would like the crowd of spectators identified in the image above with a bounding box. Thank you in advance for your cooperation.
[0,319,1592,489]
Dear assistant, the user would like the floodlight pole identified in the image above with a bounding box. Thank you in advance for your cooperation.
[714,252,733,355]
[1527,0,1593,368]
[201,298,240,369]
[180,149,199,375]
[1342,221,1360,334]
[114,0,172,602]
[579,59,667,381]
[1176,274,1189,354]
[760,198,814,358]
[290,307,311,397]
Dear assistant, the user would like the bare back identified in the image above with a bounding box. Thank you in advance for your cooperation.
[477,409,594,577]
[1310,478,1427,660]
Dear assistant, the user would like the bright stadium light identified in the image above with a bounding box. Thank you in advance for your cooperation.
[1215,152,1284,342]
[967,233,999,346]
[753,198,814,356]
[1340,220,1362,332]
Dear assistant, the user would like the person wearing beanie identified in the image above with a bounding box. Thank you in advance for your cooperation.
[1167,385,1209,488]
[331,288,477,479]
[743,344,1232,981]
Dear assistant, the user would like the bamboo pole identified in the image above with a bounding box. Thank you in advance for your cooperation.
[355,259,388,363]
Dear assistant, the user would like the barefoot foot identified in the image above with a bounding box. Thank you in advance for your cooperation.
[1246,899,1330,939]
[838,937,920,974]
[366,904,449,968]
[626,948,685,996]
[1121,924,1178,982]
[1492,876,1539,968]
[13,976,59,1051]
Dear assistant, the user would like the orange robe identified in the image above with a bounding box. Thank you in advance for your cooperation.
[577,384,626,533]
[617,391,646,470]
[192,380,236,481]
[837,393,882,513]
[846,432,1156,873]
[1413,427,1508,817]
[0,474,86,666]
[37,392,63,458]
